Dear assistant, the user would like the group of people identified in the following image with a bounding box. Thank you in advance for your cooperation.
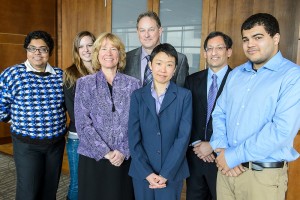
[0,10,299,200]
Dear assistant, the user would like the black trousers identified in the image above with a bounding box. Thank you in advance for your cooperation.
[186,149,218,200]
[12,136,65,200]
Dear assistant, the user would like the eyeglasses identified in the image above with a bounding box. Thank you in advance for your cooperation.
[205,46,227,53]
[26,46,49,54]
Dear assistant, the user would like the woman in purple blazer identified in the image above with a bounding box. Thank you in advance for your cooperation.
[74,32,140,200]
[128,43,192,200]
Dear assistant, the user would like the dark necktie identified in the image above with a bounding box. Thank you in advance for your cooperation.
[143,55,152,86]
[206,74,218,124]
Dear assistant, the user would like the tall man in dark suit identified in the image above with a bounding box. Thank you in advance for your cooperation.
[185,31,233,200]
[124,11,189,87]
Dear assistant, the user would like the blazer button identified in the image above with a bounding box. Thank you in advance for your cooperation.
[157,132,160,135]
[157,150,161,154]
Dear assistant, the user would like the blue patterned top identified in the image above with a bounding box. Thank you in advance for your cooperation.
[0,63,66,144]
[75,70,141,161]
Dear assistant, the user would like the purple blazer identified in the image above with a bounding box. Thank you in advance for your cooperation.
[74,70,141,161]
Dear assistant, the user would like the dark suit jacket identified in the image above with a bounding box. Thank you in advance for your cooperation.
[184,67,231,143]
[124,46,189,87]
[128,81,192,182]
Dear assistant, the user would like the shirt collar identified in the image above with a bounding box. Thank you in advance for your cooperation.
[208,65,228,81]
[141,47,149,61]
[242,51,283,72]
[24,59,56,74]
[150,81,170,97]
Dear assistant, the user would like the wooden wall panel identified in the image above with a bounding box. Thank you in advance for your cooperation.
[0,35,26,72]
[200,0,217,70]
[59,0,108,70]
[0,0,57,70]
[0,0,57,141]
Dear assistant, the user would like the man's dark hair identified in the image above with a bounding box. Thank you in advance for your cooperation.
[136,11,161,29]
[203,31,233,50]
[150,43,178,66]
[241,13,280,37]
[24,30,54,55]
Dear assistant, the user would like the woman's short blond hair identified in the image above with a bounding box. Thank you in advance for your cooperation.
[92,32,126,71]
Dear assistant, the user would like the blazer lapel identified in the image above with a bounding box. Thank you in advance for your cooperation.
[197,70,208,109]
[132,47,142,79]
[141,84,159,126]
[159,82,177,114]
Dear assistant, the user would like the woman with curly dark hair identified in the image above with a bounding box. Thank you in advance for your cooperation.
[0,30,66,200]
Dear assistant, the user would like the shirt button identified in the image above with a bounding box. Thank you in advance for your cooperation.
[236,122,239,126]
[241,105,245,108]
[247,88,250,91]
[234,140,237,144]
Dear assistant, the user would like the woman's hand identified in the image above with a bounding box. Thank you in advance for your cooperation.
[109,150,125,167]
[146,173,167,189]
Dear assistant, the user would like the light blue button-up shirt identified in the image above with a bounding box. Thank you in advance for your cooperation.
[210,51,300,168]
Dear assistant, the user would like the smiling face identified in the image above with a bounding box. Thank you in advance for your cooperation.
[98,39,119,71]
[242,25,280,69]
[78,36,94,65]
[26,39,49,72]
[204,36,232,72]
[149,52,176,85]
[137,16,162,53]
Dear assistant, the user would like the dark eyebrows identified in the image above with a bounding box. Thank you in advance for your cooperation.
[242,33,264,40]
[252,33,264,38]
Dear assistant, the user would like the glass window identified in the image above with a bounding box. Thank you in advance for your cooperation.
[112,0,202,73]
[160,0,202,73]
[112,0,147,51]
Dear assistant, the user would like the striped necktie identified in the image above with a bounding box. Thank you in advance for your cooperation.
[206,74,218,124]
[143,55,152,86]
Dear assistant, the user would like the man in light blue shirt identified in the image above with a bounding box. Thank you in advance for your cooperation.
[210,13,300,200]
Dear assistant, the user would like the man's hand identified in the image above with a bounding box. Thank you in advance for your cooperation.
[193,141,213,158]
[146,173,166,189]
[215,148,230,174]
[201,153,215,162]
[225,165,245,177]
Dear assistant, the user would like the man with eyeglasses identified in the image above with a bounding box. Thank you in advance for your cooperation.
[0,30,66,200]
[185,31,232,200]
[124,11,189,87]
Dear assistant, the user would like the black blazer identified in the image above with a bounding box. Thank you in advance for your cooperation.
[184,67,231,143]
[124,46,189,87]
